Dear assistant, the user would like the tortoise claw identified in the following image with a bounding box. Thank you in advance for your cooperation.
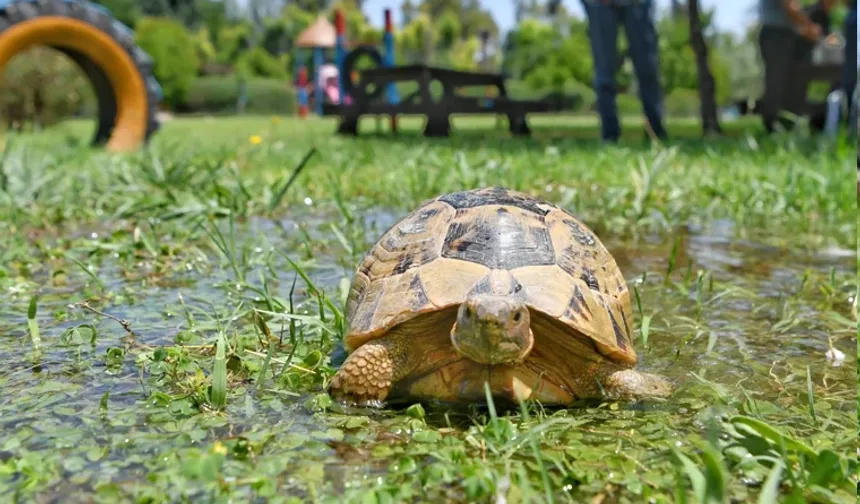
[328,375,388,408]
[329,390,386,409]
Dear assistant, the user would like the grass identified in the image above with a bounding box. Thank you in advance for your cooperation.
[0,113,856,503]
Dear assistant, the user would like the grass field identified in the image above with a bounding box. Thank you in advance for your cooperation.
[0,114,856,502]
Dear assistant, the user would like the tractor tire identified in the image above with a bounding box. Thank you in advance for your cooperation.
[0,0,161,151]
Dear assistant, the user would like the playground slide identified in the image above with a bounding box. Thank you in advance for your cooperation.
[0,0,161,151]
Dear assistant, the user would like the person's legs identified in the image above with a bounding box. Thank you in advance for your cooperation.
[758,25,797,133]
[582,1,621,141]
[841,6,857,120]
[780,35,814,128]
[621,0,668,139]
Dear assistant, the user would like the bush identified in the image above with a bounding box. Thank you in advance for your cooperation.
[0,47,95,130]
[192,27,217,69]
[92,0,140,28]
[135,17,199,107]
[664,88,701,117]
[215,23,253,65]
[506,79,596,111]
[615,93,642,115]
[181,76,296,115]
[235,47,290,79]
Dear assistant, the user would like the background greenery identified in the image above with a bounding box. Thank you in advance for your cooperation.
[2,0,850,129]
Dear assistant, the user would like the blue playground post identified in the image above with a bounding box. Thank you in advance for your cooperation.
[383,9,399,105]
[383,9,399,132]
[313,47,324,116]
[296,49,309,118]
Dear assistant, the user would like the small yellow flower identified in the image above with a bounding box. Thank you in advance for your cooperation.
[249,135,263,145]
[211,441,228,455]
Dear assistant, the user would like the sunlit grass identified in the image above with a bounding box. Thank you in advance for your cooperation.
[0,115,855,502]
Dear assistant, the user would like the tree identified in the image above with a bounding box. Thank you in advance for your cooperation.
[402,0,417,25]
[93,0,141,27]
[248,0,286,33]
[135,17,200,107]
[721,27,764,101]
[333,0,374,39]
[501,17,594,92]
[142,0,204,28]
[670,0,685,20]
[260,5,315,56]
[95,0,232,31]
[437,10,462,51]
[291,0,330,13]
[413,0,498,43]
[0,47,95,130]
[397,13,436,63]
[687,0,722,134]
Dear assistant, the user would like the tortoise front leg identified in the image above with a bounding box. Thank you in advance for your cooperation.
[328,328,414,406]
[602,369,673,400]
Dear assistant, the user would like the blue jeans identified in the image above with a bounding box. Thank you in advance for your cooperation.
[842,6,857,124]
[581,0,668,141]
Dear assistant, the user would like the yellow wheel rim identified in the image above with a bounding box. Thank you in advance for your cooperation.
[0,16,149,152]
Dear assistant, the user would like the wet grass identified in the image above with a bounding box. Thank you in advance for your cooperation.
[0,115,856,502]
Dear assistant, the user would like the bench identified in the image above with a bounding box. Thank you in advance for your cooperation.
[322,64,579,137]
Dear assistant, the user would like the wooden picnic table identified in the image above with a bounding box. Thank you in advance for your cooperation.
[322,63,578,137]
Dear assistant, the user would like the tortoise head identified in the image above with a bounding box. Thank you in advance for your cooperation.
[450,294,534,365]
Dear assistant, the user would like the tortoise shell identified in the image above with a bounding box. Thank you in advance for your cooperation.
[344,187,637,365]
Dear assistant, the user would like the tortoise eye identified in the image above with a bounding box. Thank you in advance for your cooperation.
[464,306,472,318]
[513,311,522,323]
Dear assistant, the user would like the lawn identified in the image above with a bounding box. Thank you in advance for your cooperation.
[0,114,856,503]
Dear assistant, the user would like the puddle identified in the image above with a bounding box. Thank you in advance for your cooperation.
[0,209,855,498]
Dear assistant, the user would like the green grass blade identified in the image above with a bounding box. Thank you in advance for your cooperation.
[27,295,41,351]
[640,315,651,347]
[268,147,318,214]
[516,395,554,504]
[673,450,706,502]
[757,460,784,504]
[210,333,228,408]
[730,416,816,458]
[254,311,275,393]
[700,444,727,504]
[633,283,643,317]
[483,382,498,423]
[805,365,817,426]
[65,253,105,291]
[665,235,680,284]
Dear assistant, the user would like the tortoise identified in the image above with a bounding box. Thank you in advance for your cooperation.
[328,187,672,406]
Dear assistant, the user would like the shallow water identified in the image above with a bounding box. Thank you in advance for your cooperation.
[0,208,855,500]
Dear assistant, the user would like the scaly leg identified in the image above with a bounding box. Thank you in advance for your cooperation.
[328,328,414,406]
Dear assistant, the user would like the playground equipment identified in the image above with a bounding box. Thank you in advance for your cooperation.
[0,0,161,151]
[328,8,400,132]
[295,15,336,117]
[296,66,310,117]
[323,8,578,137]
[382,9,398,132]
[318,64,340,104]
[295,9,400,131]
